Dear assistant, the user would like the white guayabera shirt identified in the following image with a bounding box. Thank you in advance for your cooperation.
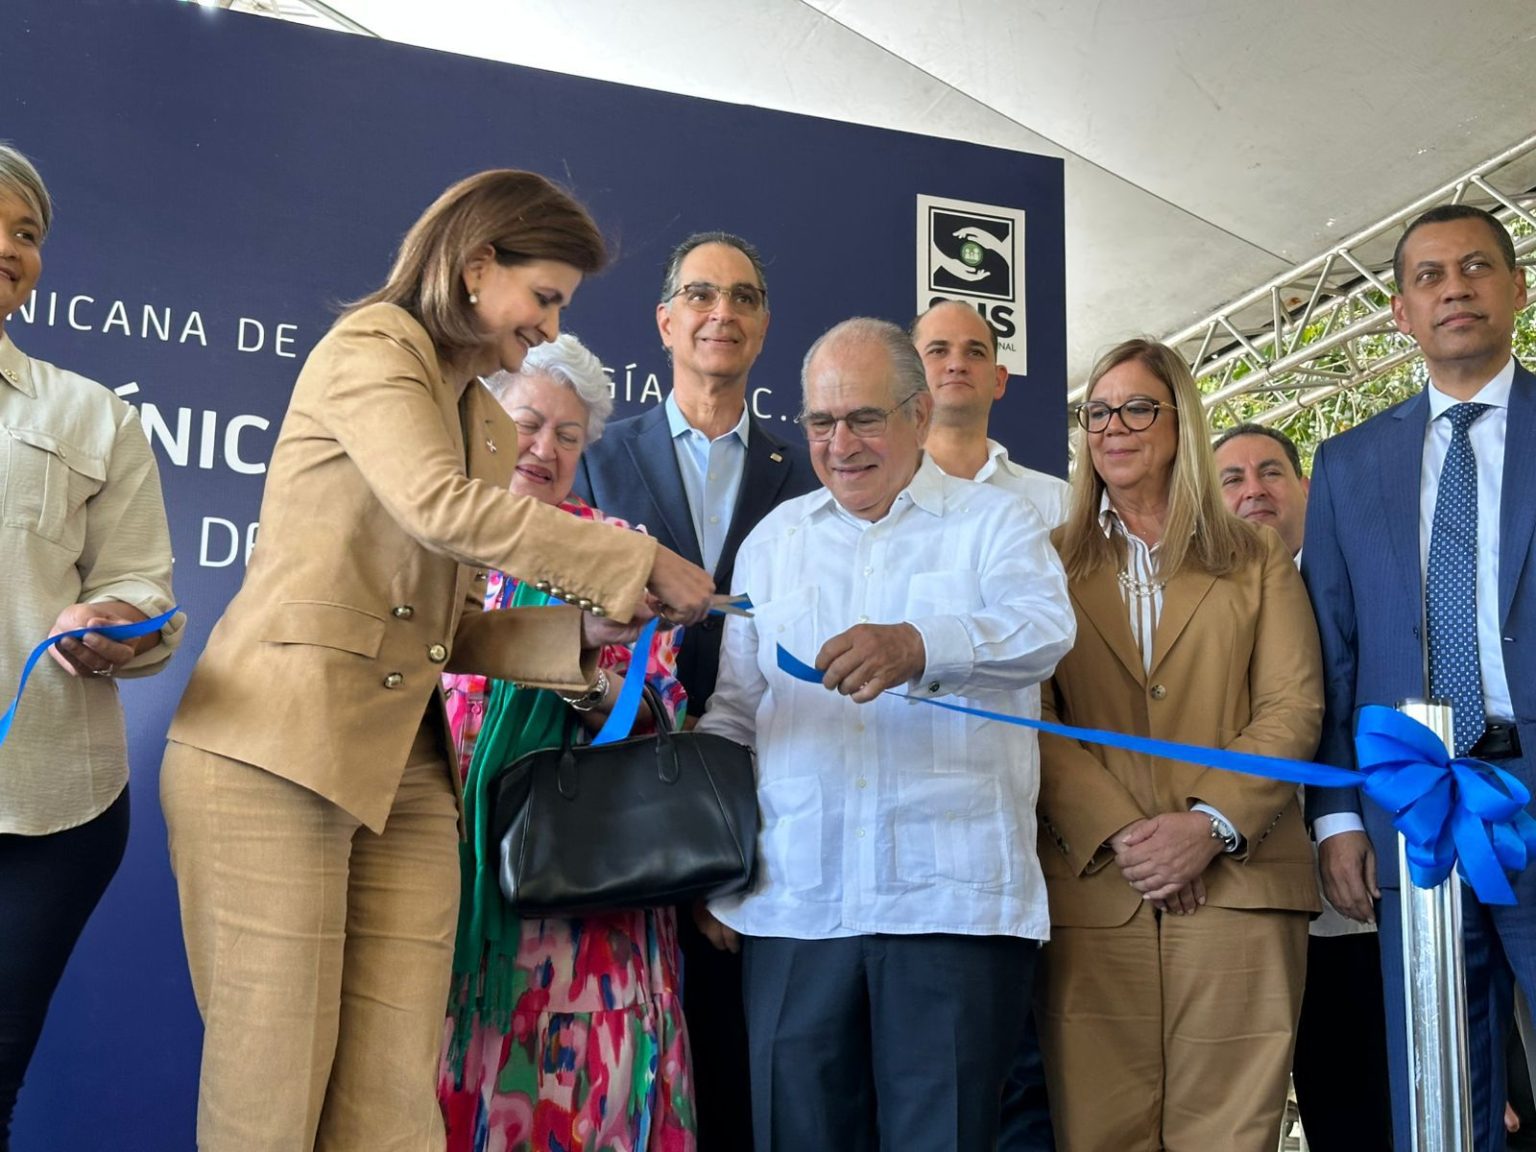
[699,455,1074,942]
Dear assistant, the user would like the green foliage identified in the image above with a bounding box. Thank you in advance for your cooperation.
[1204,241,1536,475]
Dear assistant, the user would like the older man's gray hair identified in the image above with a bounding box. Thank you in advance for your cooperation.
[800,317,929,407]
[483,332,614,442]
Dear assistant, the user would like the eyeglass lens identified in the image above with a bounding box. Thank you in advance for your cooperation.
[675,282,765,312]
[1079,400,1163,431]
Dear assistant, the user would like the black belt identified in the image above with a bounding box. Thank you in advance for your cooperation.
[1468,720,1522,762]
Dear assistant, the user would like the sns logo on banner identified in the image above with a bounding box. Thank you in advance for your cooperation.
[916,194,1027,375]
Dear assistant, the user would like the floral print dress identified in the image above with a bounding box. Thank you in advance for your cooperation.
[439,499,696,1152]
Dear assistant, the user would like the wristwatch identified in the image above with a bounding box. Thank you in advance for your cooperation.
[563,668,609,712]
[1208,812,1240,854]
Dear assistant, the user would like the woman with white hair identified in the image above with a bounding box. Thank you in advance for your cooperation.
[0,143,183,1149]
[438,333,695,1152]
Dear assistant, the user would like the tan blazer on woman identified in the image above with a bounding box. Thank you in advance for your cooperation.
[1036,525,1324,926]
[169,303,656,831]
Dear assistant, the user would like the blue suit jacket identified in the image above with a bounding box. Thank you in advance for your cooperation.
[1302,361,1536,890]
[572,403,818,707]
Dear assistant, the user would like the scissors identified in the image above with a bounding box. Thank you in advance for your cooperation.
[709,594,754,618]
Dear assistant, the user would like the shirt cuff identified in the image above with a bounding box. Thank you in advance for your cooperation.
[1313,813,1366,843]
[1190,802,1245,853]
[906,615,971,698]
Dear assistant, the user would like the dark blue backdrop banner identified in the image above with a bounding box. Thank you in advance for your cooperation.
[4,1,1065,1145]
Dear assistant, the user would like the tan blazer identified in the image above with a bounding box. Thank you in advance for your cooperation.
[169,304,657,831]
[1037,525,1324,927]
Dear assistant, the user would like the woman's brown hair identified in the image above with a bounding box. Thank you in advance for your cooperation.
[350,169,606,362]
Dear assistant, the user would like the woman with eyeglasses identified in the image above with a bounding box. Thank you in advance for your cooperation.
[1033,338,1323,1151]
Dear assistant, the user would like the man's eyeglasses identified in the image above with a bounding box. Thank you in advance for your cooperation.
[797,392,922,442]
[668,281,768,314]
[1075,399,1176,433]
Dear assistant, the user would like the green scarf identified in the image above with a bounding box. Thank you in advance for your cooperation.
[445,582,568,1075]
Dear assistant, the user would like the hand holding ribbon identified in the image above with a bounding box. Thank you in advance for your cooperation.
[1,607,181,748]
[775,643,1536,906]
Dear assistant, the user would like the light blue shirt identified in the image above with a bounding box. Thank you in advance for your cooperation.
[1315,356,1517,846]
[1419,358,1514,722]
[666,391,749,575]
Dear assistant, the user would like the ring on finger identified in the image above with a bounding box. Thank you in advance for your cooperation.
[91,666,114,677]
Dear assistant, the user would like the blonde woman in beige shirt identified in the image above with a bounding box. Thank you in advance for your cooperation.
[0,143,183,1148]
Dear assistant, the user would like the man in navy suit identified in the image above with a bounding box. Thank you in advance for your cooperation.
[1303,203,1536,1150]
[573,231,816,1149]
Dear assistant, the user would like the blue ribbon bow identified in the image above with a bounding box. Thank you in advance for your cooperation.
[774,644,1536,905]
[1355,706,1536,904]
[1,607,181,748]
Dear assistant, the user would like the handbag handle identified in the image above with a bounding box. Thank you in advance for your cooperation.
[554,685,679,797]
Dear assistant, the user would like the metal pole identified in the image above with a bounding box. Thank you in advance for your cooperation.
[1396,698,1474,1152]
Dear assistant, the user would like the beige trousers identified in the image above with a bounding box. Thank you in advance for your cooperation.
[1038,901,1308,1152]
[161,726,459,1152]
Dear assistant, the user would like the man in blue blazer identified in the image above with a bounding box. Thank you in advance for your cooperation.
[1303,203,1536,1150]
[573,231,816,1149]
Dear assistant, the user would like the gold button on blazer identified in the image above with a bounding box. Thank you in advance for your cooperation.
[169,304,656,831]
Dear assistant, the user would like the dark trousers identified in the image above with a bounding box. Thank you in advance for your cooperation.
[677,910,755,1151]
[742,933,1033,1152]
[1291,930,1392,1151]
[1511,1025,1536,1151]
[0,787,129,1151]
[997,988,1054,1151]
[1379,884,1536,1152]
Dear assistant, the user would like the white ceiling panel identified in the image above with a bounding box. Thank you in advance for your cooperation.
[316,0,1536,385]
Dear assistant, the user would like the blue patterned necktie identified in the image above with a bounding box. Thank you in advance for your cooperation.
[1425,401,1492,756]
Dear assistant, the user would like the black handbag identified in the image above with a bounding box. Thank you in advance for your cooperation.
[490,685,760,916]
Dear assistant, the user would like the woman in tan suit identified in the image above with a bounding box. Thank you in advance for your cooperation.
[1035,338,1322,1152]
[159,170,714,1152]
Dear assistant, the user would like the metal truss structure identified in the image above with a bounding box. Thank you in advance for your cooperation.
[1086,134,1536,437]
[183,0,372,35]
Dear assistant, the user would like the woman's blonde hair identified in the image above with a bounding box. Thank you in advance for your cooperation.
[1058,337,1260,581]
[349,169,605,364]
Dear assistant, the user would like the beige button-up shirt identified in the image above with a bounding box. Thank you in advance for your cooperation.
[0,333,183,835]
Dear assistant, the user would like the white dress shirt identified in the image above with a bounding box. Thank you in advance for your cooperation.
[970,439,1070,529]
[1315,358,1516,847]
[1286,550,1374,937]
[700,455,1074,940]
[666,391,748,576]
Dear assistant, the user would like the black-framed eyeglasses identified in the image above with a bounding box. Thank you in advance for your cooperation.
[797,391,922,442]
[668,281,768,314]
[1075,399,1176,433]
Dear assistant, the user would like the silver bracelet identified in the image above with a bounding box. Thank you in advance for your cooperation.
[564,668,609,712]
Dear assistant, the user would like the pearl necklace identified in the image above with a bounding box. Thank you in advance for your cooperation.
[1117,569,1165,598]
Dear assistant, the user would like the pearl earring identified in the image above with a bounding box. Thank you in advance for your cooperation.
[468,290,479,305]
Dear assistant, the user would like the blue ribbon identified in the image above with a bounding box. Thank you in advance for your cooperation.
[775,644,1536,905]
[590,616,660,747]
[583,599,753,745]
[552,585,753,748]
[1355,707,1536,904]
[1,607,181,748]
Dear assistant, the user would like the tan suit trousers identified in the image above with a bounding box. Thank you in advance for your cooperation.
[1037,901,1308,1152]
[161,723,459,1152]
